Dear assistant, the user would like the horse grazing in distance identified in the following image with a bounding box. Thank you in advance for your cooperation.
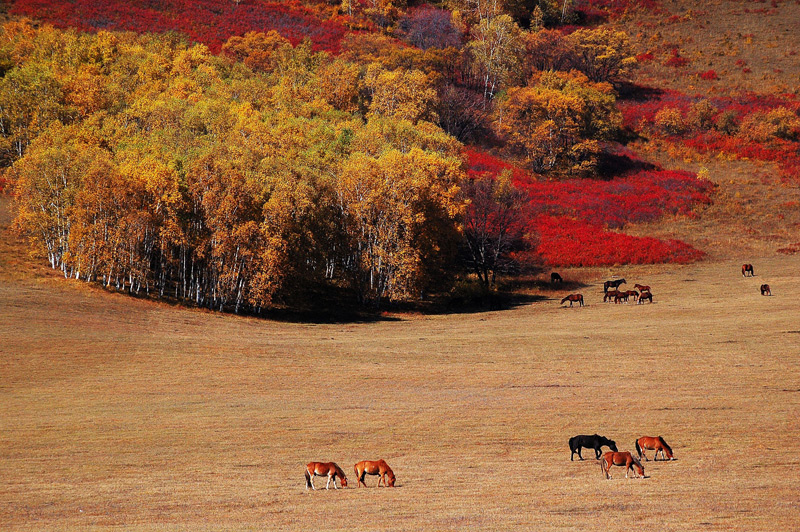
[761,284,771,296]
[742,264,754,277]
[561,294,584,307]
[551,272,563,284]
[305,462,348,490]
[604,278,626,293]
[354,459,395,487]
[569,434,617,461]
[635,436,674,461]
[614,291,629,304]
[625,290,639,301]
[604,290,621,302]
[634,283,650,293]
[600,451,645,479]
[638,291,653,304]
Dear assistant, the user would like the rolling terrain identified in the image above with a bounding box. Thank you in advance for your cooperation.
[2,195,799,530]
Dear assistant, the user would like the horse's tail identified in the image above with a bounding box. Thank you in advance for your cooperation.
[305,468,312,489]
[635,438,642,459]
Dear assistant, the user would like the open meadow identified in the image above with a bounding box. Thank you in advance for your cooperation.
[2,196,800,531]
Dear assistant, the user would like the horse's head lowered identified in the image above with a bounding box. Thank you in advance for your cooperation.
[604,437,618,452]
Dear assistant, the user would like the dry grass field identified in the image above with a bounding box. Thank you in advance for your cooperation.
[2,191,800,531]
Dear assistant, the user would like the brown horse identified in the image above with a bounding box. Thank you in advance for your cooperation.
[635,436,674,461]
[634,283,650,293]
[561,294,584,307]
[625,290,639,301]
[551,272,563,284]
[600,451,645,479]
[354,459,395,487]
[604,289,621,302]
[761,284,771,296]
[305,462,348,490]
[614,291,631,304]
[638,291,653,304]
[742,264,754,277]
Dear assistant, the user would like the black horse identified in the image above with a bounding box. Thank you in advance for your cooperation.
[551,272,563,284]
[603,278,626,293]
[569,434,618,461]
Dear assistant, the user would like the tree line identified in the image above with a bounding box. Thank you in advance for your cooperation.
[0,1,639,310]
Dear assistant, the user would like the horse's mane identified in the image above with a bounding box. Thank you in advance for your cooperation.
[658,436,672,454]
[333,463,346,478]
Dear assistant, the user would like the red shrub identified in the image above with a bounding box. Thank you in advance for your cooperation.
[532,215,704,266]
[9,0,349,53]
[699,69,718,80]
[464,147,711,267]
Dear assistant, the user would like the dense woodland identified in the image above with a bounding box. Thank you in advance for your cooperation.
[3,0,796,311]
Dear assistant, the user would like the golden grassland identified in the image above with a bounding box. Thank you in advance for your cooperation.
[1,194,799,531]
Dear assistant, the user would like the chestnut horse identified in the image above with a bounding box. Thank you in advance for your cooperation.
[742,264,754,277]
[634,283,650,293]
[761,284,771,296]
[604,289,621,302]
[354,459,395,487]
[635,436,673,461]
[603,278,626,293]
[551,272,563,284]
[638,291,653,304]
[600,451,645,479]
[305,462,348,490]
[561,294,583,307]
[614,291,629,304]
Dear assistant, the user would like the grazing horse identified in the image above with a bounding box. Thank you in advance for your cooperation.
[305,462,348,490]
[603,278,626,293]
[635,436,674,461]
[354,459,395,487]
[638,291,653,304]
[614,291,629,304]
[625,290,639,301]
[761,284,771,296]
[604,289,621,302]
[551,272,563,284]
[634,283,650,293]
[561,294,584,307]
[600,451,645,479]
[742,264,754,277]
[569,434,617,461]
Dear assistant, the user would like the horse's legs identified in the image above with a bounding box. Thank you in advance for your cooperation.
[310,474,316,490]
[577,447,583,460]
[332,474,339,489]
[326,475,331,490]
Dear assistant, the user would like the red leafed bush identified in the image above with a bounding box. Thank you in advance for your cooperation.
[636,52,655,62]
[699,69,718,80]
[464,147,711,266]
[532,215,704,266]
[9,0,349,53]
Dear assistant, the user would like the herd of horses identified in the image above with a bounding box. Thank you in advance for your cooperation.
[558,276,655,307]
[305,459,395,490]
[557,262,773,307]
[306,263,775,490]
[569,434,674,479]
